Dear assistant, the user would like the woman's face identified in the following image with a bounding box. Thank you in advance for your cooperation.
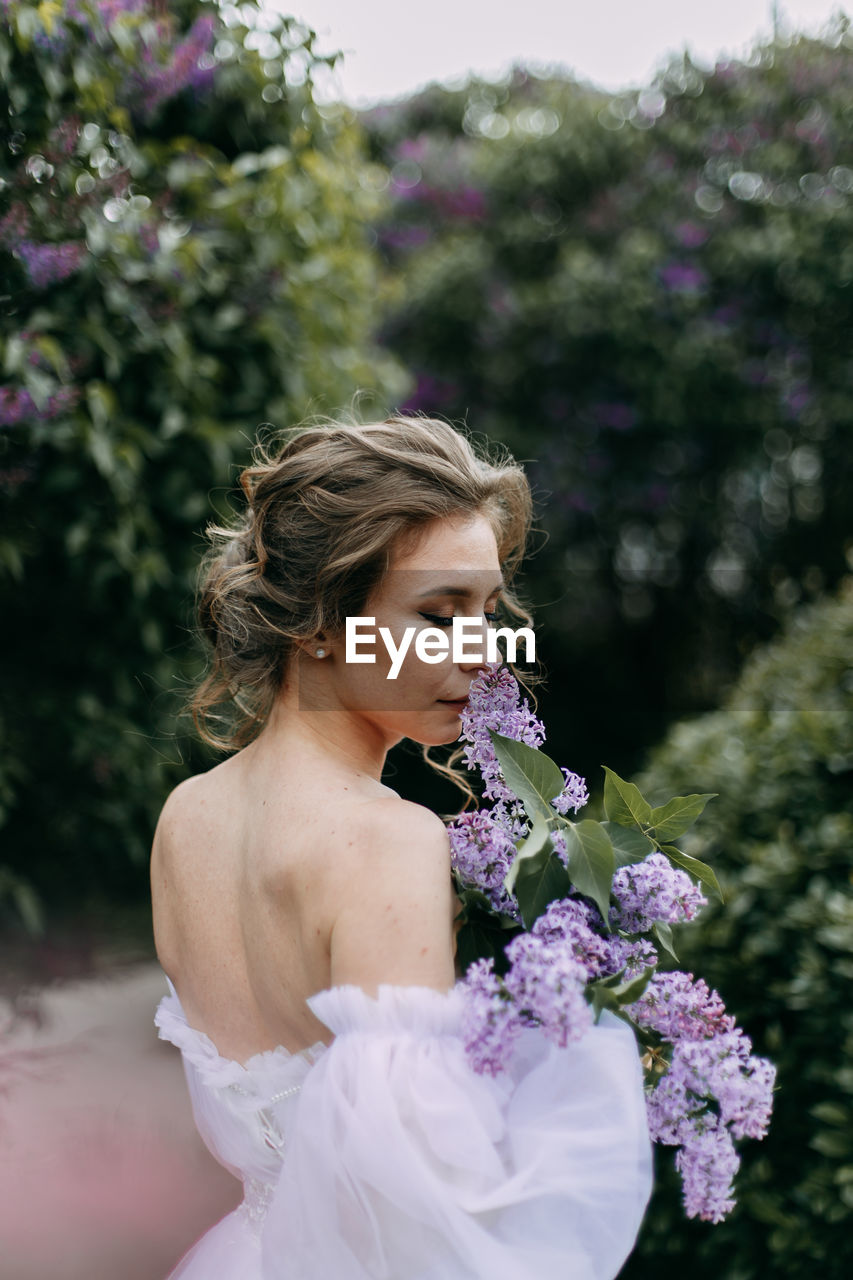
[332,510,504,746]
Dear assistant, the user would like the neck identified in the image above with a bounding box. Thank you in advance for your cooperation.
[251,672,400,786]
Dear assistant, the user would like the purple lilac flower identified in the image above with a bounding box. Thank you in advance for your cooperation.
[0,385,80,427]
[131,15,217,116]
[530,897,611,979]
[628,970,735,1041]
[454,657,773,1223]
[487,796,529,841]
[94,0,150,23]
[603,933,658,980]
[458,662,546,803]
[675,1114,740,1222]
[440,185,487,220]
[645,1068,692,1144]
[630,969,775,1219]
[550,766,589,815]
[448,809,520,917]
[611,852,707,933]
[673,1031,775,1140]
[460,958,521,1076]
[504,932,593,1049]
[659,262,709,294]
[378,225,432,252]
[14,240,86,289]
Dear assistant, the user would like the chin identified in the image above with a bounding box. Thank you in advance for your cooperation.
[412,721,465,748]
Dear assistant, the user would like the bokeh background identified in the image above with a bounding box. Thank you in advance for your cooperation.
[1,1,851,1276]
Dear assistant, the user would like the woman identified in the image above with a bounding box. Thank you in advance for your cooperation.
[150,416,653,1279]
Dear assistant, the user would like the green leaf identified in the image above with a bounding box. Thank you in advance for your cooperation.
[653,920,679,962]
[563,819,615,923]
[811,1131,853,1159]
[488,730,567,823]
[455,916,504,973]
[11,880,44,937]
[650,792,718,842]
[504,815,553,894]
[660,845,724,903]
[454,884,495,915]
[602,766,653,829]
[515,850,572,930]
[601,821,655,867]
[611,965,656,1005]
[454,900,523,975]
[588,965,655,1018]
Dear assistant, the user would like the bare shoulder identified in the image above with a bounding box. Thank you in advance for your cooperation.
[343,796,451,880]
[150,767,224,860]
[328,797,457,992]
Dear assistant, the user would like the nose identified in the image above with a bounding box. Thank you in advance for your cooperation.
[457,614,493,673]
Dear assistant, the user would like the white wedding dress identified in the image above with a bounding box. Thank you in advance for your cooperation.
[154,974,653,1279]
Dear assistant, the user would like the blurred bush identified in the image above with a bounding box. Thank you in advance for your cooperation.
[621,581,853,1277]
[0,0,401,925]
[363,24,853,783]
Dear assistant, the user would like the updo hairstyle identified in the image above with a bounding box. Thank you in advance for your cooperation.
[191,415,536,759]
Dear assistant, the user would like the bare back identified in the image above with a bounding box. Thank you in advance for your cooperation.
[150,742,449,1066]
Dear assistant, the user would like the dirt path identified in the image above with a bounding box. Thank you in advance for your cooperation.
[0,961,240,1280]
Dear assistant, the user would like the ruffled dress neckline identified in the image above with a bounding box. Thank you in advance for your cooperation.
[154,974,466,1088]
[154,974,330,1089]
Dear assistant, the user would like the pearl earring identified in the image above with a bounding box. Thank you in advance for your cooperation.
[315,648,326,658]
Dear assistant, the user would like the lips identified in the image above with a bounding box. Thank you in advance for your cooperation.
[439,697,469,708]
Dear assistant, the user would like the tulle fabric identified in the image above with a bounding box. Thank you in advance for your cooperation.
[155,977,653,1280]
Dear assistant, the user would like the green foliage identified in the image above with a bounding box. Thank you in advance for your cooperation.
[0,0,402,925]
[456,728,718,983]
[621,583,853,1278]
[365,25,853,782]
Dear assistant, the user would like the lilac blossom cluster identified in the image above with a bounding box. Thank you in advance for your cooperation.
[22,0,152,55]
[449,663,588,909]
[462,898,610,1075]
[8,1,217,114]
[448,810,519,918]
[453,661,775,1222]
[14,240,86,289]
[0,386,80,428]
[126,14,217,118]
[458,662,546,803]
[461,958,521,1076]
[611,852,708,933]
[627,970,776,1220]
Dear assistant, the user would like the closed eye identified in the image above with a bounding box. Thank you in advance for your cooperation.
[419,612,500,628]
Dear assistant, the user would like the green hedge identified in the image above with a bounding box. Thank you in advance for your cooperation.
[622,583,853,1277]
[364,26,853,782]
[0,0,401,925]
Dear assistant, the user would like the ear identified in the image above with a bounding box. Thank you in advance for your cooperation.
[297,632,329,659]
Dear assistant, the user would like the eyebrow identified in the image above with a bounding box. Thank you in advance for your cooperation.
[417,580,505,599]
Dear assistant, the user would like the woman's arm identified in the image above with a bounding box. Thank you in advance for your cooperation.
[328,798,457,996]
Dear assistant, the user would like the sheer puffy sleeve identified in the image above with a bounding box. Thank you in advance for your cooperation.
[260,983,652,1280]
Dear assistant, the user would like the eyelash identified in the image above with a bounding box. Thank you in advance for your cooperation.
[419,612,500,628]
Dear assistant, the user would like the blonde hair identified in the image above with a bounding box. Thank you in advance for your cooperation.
[190,414,540,797]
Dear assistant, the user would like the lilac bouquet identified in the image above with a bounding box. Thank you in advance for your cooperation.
[449,663,775,1224]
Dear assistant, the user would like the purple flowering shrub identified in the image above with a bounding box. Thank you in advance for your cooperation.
[451,662,775,1223]
[0,0,397,924]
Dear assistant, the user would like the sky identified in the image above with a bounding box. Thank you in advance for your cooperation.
[272,0,849,105]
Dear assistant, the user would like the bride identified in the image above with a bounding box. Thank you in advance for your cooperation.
[149,415,653,1279]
